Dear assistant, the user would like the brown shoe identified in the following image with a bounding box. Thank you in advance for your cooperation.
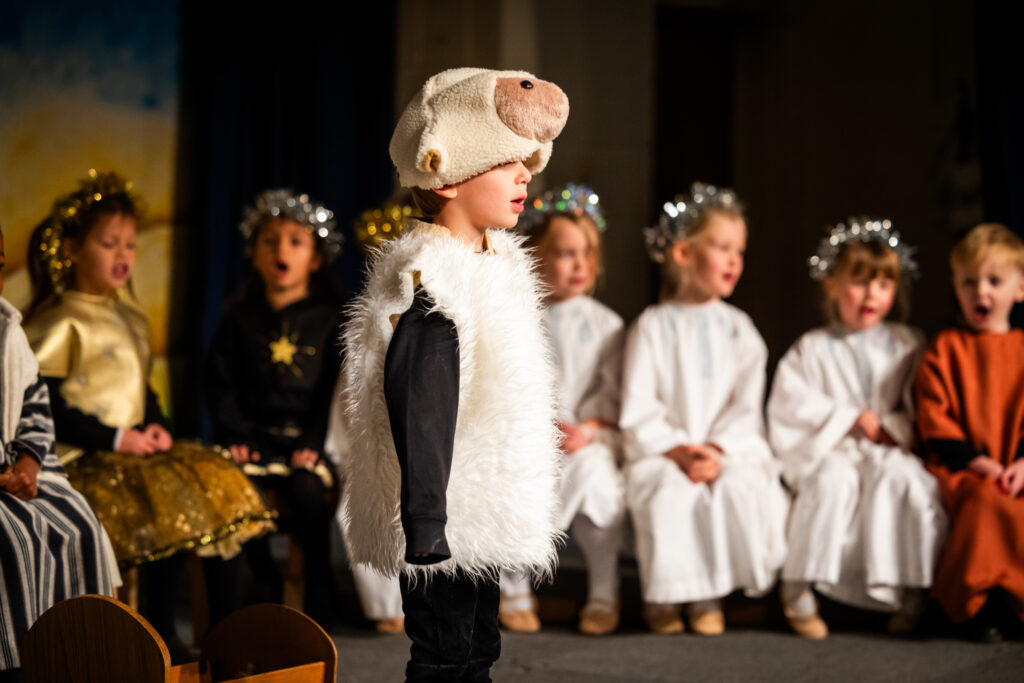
[499,595,541,633]
[375,617,405,634]
[687,605,725,636]
[887,609,920,636]
[578,601,620,636]
[784,611,829,639]
[644,603,684,635]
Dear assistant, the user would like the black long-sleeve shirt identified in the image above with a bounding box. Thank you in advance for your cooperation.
[206,292,344,462]
[44,377,169,450]
[383,287,459,565]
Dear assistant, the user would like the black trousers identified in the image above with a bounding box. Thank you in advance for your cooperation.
[400,572,501,683]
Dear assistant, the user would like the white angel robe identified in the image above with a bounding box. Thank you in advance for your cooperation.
[767,322,946,611]
[324,380,402,620]
[620,301,788,604]
[547,295,625,531]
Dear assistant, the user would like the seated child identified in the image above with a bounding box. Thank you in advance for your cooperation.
[0,223,120,676]
[915,222,1024,642]
[499,185,626,635]
[621,183,788,635]
[768,218,946,638]
[207,188,345,628]
[23,171,275,658]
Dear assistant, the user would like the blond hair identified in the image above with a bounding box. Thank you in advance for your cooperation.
[950,223,1024,273]
[527,212,603,294]
[660,206,746,300]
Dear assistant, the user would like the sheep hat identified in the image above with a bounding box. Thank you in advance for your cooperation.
[390,67,570,189]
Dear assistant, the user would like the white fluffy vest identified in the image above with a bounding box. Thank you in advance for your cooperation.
[341,221,562,579]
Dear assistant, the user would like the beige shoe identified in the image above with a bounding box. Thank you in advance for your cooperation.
[578,601,620,636]
[375,617,405,634]
[686,605,725,636]
[499,595,541,633]
[644,604,684,635]
[784,608,829,640]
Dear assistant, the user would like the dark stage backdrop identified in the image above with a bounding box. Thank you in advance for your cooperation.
[975,1,1024,327]
[172,1,396,436]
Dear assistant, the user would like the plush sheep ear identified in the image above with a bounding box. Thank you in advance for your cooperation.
[419,148,443,173]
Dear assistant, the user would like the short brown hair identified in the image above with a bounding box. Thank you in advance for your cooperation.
[410,187,450,222]
[950,223,1024,273]
[823,239,907,322]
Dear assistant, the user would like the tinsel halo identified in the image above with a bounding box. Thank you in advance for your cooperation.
[239,189,342,260]
[518,183,606,234]
[808,217,918,281]
[643,182,741,263]
[352,195,420,251]
[41,169,142,292]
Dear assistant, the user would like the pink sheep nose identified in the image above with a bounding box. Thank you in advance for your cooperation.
[494,77,569,143]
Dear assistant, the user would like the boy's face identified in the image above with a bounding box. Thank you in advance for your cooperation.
[252,218,322,294]
[953,253,1024,333]
[444,161,532,230]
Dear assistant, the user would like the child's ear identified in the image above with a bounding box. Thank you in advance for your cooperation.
[434,186,458,200]
[62,237,79,263]
[822,275,837,300]
[670,240,690,267]
[1015,273,1024,303]
[310,251,323,273]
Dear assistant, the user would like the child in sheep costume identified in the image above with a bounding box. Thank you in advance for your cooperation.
[341,68,569,681]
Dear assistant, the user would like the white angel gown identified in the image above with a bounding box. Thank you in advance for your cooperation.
[324,383,403,621]
[766,322,946,611]
[501,295,627,610]
[620,300,788,605]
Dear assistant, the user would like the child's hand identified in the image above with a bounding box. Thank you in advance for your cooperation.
[559,422,589,454]
[850,411,882,442]
[143,424,173,452]
[665,444,720,483]
[0,454,40,501]
[291,449,319,469]
[120,428,158,455]
[968,455,1004,480]
[228,445,260,463]
[997,460,1024,497]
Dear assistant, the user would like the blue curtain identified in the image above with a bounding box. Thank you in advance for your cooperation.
[170,0,395,435]
[975,0,1024,327]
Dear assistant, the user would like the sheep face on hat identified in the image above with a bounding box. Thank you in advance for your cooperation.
[390,68,570,189]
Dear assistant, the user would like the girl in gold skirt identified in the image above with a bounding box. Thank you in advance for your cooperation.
[23,170,276,659]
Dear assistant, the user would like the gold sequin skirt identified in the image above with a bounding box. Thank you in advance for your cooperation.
[65,441,277,568]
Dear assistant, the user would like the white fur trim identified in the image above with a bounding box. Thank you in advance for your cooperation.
[341,220,563,580]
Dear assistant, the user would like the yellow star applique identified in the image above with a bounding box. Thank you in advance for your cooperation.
[269,335,298,365]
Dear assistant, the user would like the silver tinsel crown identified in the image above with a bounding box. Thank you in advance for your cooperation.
[518,183,606,234]
[239,189,342,260]
[643,182,741,263]
[808,217,918,281]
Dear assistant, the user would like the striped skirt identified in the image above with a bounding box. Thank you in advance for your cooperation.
[0,472,120,670]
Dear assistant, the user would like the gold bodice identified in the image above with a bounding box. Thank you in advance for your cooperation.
[24,290,151,430]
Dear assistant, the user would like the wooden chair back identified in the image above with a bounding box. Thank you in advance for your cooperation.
[199,604,336,683]
[21,594,171,683]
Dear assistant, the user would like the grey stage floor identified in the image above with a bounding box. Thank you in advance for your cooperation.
[332,626,1024,683]
[220,529,1024,682]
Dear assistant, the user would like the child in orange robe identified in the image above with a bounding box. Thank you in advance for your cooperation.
[915,223,1024,642]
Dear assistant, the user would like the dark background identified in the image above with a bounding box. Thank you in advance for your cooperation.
[120,1,1022,433]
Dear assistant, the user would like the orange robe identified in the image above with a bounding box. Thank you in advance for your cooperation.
[914,328,1024,622]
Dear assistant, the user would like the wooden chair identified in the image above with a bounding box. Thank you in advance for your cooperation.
[199,604,337,683]
[20,596,337,683]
